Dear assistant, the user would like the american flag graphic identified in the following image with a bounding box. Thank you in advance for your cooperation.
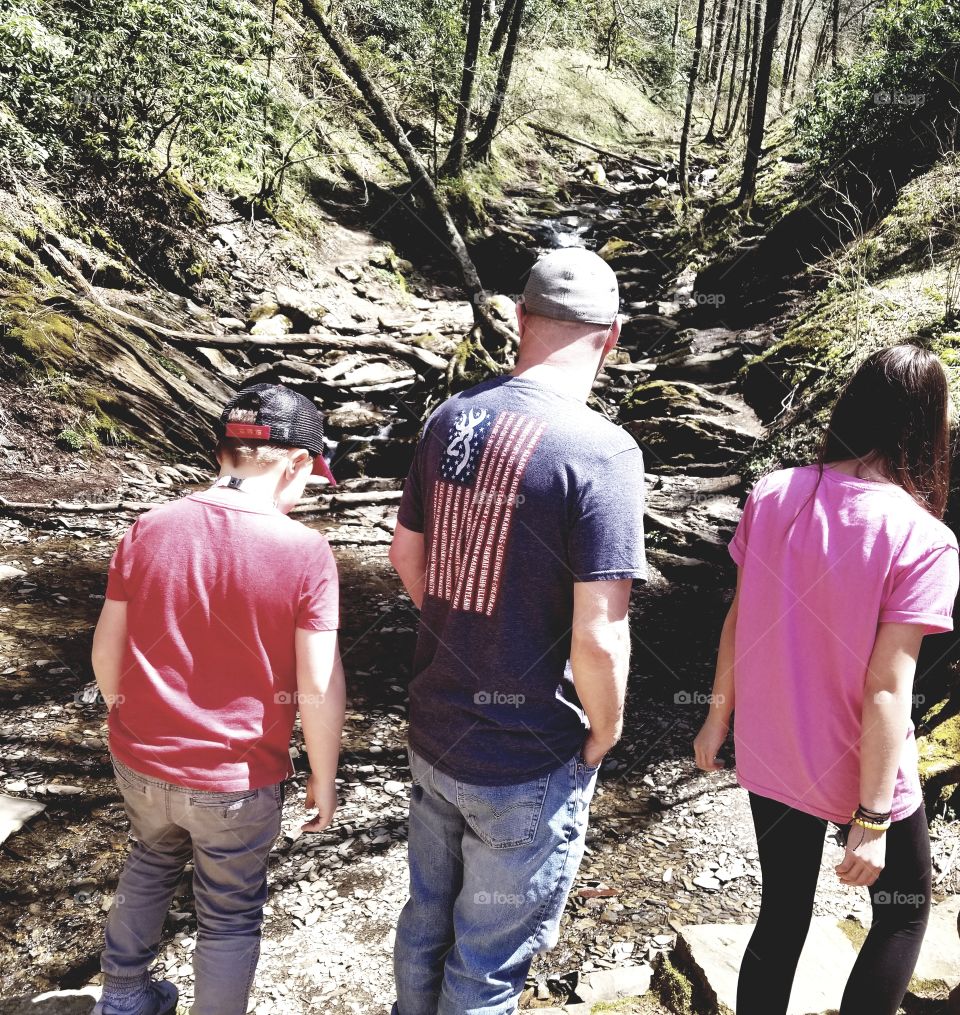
[426,408,546,615]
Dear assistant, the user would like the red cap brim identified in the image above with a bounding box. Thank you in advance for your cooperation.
[312,454,337,485]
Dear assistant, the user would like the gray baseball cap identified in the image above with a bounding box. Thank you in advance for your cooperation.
[520,247,619,326]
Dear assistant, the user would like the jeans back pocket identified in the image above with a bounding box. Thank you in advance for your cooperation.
[456,773,551,849]
[188,788,259,819]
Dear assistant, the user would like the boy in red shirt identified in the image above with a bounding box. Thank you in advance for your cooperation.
[91,384,344,1015]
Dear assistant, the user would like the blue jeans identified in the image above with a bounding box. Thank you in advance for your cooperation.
[101,757,283,1015]
[393,747,599,1015]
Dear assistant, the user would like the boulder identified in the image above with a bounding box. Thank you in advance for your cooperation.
[0,793,46,845]
[624,415,755,470]
[0,988,98,1014]
[677,918,861,1014]
[651,346,746,383]
[621,380,737,421]
[249,314,293,337]
[914,893,960,989]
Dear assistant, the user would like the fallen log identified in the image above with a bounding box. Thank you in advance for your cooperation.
[38,241,448,374]
[528,122,662,171]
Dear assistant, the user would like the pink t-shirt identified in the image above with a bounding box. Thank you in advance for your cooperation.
[105,487,339,791]
[729,465,958,824]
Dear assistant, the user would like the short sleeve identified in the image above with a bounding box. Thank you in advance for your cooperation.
[297,538,340,631]
[880,543,959,633]
[729,477,768,567]
[105,530,133,601]
[397,418,436,534]
[569,443,647,582]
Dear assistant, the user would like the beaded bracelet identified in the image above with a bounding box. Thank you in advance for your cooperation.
[851,804,892,832]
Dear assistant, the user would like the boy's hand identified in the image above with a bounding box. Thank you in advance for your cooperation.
[302,774,338,833]
[694,717,728,772]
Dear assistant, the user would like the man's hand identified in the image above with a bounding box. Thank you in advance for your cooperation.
[302,774,338,833]
[836,825,886,886]
[582,731,613,768]
[694,717,729,772]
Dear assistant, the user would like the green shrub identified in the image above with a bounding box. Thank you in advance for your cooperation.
[796,0,960,170]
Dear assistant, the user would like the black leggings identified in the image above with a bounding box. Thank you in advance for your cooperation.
[737,792,931,1015]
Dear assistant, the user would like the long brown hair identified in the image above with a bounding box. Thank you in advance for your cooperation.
[818,344,952,518]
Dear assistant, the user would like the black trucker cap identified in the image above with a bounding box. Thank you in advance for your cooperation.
[215,383,336,485]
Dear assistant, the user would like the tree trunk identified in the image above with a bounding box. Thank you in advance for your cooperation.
[707,0,730,80]
[489,0,517,53]
[678,0,710,198]
[723,0,747,133]
[787,0,817,103]
[809,7,831,83]
[744,0,764,130]
[441,0,485,177]
[469,0,525,161]
[705,0,742,140]
[734,0,786,210]
[727,0,753,133]
[830,0,841,69]
[779,0,801,106]
[672,0,683,50]
[299,1,514,355]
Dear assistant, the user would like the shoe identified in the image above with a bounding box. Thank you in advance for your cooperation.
[93,978,178,1015]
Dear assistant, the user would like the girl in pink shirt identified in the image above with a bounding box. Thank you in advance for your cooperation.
[694,345,958,1015]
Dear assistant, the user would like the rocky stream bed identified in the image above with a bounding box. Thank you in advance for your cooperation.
[1,154,958,1013]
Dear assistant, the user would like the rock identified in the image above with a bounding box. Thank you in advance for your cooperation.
[244,359,324,386]
[652,345,745,383]
[43,784,83,795]
[250,314,293,338]
[0,987,100,1013]
[692,874,722,892]
[0,793,46,844]
[275,284,328,323]
[338,361,415,389]
[571,964,653,1003]
[336,263,363,283]
[620,380,738,421]
[248,301,280,322]
[0,565,27,582]
[196,347,241,380]
[624,414,755,470]
[325,402,390,430]
[319,314,372,335]
[914,893,960,987]
[216,316,246,331]
[677,918,859,1014]
[485,294,518,323]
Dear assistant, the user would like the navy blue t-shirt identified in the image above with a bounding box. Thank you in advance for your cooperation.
[397,375,647,784]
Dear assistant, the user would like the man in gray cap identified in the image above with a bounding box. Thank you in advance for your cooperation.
[388,247,646,1015]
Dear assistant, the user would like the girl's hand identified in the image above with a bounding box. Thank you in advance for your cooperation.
[694,717,728,772]
[836,825,886,886]
[302,774,338,833]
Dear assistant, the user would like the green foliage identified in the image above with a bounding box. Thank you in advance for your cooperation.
[796,0,960,169]
[0,0,287,188]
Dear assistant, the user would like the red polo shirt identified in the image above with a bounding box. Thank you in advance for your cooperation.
[105,487,339,791]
